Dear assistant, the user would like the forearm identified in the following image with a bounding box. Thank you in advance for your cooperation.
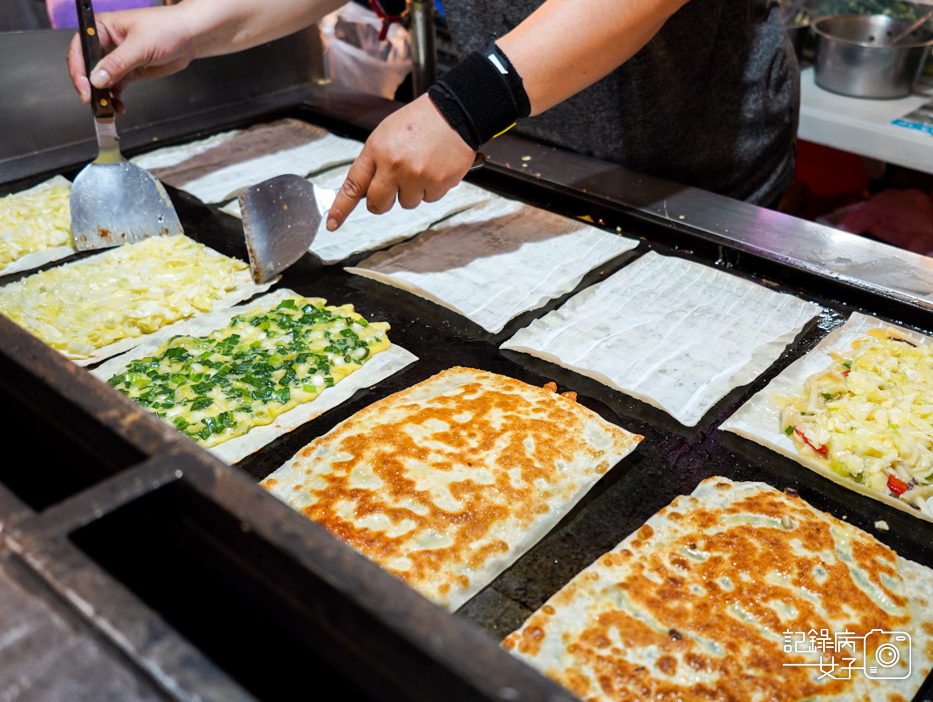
[179,0,346,59]
[496,0,690,115]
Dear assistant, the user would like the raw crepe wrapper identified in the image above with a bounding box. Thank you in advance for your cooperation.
[347,199,639,333]
[222,165,497,263]
[92,289,418,464]
[502,252,821,426]
[0,176,78,277]
[130,119,362,204]
[721,311,933,523]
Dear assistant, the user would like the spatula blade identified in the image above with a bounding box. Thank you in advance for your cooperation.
[239,174,329,284]
[70,162,184,251]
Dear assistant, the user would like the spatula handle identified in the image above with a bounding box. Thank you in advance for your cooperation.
[75,0,115,119]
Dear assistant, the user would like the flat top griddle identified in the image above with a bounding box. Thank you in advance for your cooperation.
[0,100,931,702]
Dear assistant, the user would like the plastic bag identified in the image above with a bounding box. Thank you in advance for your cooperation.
[320,2,412,99]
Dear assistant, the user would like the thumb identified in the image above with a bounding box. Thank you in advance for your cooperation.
[89,36,146,89]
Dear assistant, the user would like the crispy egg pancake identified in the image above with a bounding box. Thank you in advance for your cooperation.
[262,367,641,610]
[503,477,933,702]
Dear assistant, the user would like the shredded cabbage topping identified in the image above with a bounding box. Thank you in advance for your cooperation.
[0,235,247,359]
[0,178,73,269]
[775,327,933,516]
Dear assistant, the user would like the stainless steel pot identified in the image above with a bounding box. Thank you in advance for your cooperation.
[813,14,933,99]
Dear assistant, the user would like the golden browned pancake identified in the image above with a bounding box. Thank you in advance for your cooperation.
[262,367,641,609]
[503,477,933,702]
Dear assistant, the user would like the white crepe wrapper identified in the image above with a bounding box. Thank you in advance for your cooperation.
[131,119,363,204]
[130,131,237,170]
[502,252,821,426]
[92,288,418,464]
[720,311,933,520]
[0,176,77,277]
[221,165,498,263]
[0,245,76,278]
[347,199,639,333]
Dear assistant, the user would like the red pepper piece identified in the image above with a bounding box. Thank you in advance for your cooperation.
[794,427,829,456]
[842,369,851,377]
[887,474,909,496]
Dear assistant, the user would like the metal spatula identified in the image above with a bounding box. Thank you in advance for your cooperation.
[69,0,183,251]
[239,175,334,284]
[238,153,485,283]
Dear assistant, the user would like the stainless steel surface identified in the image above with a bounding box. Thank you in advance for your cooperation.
[481,133,933,313]
[239,175,331,283]
[92,117,121,164]
[70,159,184,249]
[889,7,933,46]
[71,4,185,253]
[813,14,933,98]
[0,28,324,181]
[409,0,437,97]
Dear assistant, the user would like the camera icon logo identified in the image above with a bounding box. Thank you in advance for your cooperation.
[863,630,911,680]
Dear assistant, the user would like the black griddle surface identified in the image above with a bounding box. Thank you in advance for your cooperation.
[4,109,933,701]
[164,164,933,632]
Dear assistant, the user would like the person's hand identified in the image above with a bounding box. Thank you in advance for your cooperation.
[327,94,477,230]
[837,188,933,254]
[67,6,195,114]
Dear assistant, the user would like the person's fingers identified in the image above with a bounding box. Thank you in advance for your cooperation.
[422,183,453,203]
[327,150,377,231]
[328,95,477,225]
[68,17,141,96]
[397,187,426,210]
[136,58,193,81]
[67,32,93,102]
[365,171,398,215]
[89,37,141,89]
[107,79,129,114]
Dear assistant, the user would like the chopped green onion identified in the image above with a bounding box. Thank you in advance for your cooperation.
[191,397,213,411]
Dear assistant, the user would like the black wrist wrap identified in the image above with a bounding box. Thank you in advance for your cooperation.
[428,42,531,150]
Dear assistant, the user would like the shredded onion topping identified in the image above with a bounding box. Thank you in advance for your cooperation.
[0,235,247,359]
[776,327,933,514]
[0,179,73,268]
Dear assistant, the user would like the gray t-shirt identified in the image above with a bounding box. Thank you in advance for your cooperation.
[442,0,799,205]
